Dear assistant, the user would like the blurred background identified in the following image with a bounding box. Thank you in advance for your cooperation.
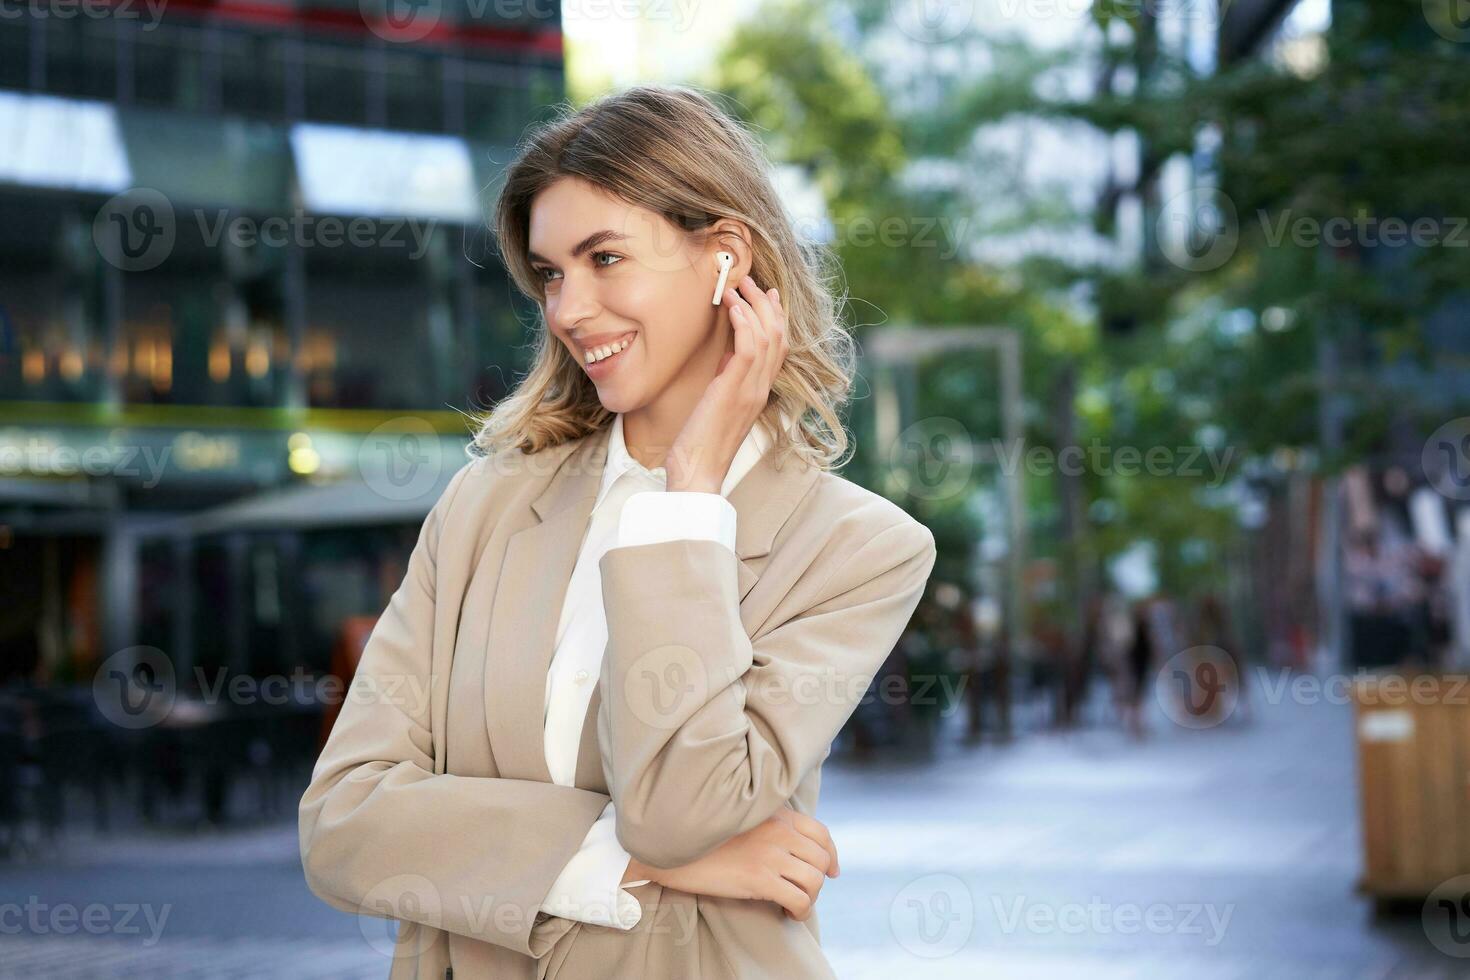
[2,0,1470,976]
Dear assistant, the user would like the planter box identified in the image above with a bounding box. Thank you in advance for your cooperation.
[1352,671,1470,899]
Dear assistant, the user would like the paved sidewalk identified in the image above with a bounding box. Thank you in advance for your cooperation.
[816,674,1453,978]
[0,672,1458,978]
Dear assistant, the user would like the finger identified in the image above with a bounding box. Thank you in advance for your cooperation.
[728,284,772,404]
[737,275,777,334]
[731,284,770,371]
[788,811,839,877]
[740,277,786,387]
[725,289,756,379]
[767,287,789,353]
[778,853,826,905]
[767,876,814,922]
[726,288,768,402]
[725,283,758,323]
[786,831,834,878]
[787,810,833,852]
[731,279,771,348]
[767,287,789,348]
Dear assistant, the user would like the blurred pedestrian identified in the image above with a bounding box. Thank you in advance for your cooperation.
[1448,510,1470,669]
[1059,594,1103,728]
[1121,600,1155,739]
[1194,593,1250,725]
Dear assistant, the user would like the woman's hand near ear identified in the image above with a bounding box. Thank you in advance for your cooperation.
[664,275,789,493]
[623,806,840,921]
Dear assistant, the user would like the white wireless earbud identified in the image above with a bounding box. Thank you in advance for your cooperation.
[711,251,735,306]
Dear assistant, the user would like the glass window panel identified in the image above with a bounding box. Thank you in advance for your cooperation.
[302,41,367,127]
[302,237,439,410]
[0,196,107,404]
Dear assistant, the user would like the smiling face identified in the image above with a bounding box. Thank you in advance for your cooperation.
[527,176,739,416]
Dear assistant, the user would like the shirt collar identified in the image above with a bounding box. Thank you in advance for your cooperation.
[594,409,790,512]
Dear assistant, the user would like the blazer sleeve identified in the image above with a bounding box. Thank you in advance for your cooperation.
[298,461,614,959]
[596,517,937,870]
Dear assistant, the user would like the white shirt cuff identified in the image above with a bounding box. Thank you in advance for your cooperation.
[539,802,647,930]
[617,489,737,552]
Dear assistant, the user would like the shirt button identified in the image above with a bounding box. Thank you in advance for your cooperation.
[574,669,590,684]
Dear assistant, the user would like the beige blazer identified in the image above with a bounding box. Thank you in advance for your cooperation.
[298,420,937,979]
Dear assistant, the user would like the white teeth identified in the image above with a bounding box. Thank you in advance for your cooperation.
[585,337,631,363]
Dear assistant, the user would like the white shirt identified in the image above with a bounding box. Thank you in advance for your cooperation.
[536,411,777,930]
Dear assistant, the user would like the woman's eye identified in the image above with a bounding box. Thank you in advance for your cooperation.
[534,253,619,284]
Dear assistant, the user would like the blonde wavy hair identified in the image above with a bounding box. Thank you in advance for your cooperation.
[470,83,856,472]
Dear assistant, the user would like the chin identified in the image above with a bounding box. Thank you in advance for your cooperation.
[593,386,644,415]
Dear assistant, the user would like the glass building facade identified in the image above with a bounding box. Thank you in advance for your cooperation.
[0,3,561,688]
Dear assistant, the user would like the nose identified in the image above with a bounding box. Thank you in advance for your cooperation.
[550,272,601,334]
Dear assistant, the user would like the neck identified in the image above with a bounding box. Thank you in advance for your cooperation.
[620,327,732,471]
[621,401,691,472]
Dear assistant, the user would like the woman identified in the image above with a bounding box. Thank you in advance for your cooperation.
[1122,599,1155,739]
[298,85,937,979]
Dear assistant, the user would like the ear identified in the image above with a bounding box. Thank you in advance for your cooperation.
[708,218,755,284]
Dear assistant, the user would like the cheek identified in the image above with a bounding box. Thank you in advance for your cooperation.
[605,271,710,349]
[541,297,565,339]
[601,272,669,317]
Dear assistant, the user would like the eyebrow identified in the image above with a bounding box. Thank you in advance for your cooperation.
[527,230,631,266]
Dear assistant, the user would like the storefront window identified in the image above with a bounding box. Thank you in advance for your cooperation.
[0,21,28,92]
[303,42,369,128]
[37,18,120,103]
[117,216,291,409]
[303,234,442,410]
[0,196,107,404]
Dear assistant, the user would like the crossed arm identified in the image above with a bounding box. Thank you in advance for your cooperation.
[597,516,936,870]
[545,493,935,925]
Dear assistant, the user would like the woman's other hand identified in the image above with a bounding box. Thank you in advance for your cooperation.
[626,806,839,921]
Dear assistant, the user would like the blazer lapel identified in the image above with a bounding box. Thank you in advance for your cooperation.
[727,438,823,600]
[483,419,823,790]
[482,425,610,784]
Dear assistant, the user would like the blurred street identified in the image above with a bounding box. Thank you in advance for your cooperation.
[1,674,1454,979]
